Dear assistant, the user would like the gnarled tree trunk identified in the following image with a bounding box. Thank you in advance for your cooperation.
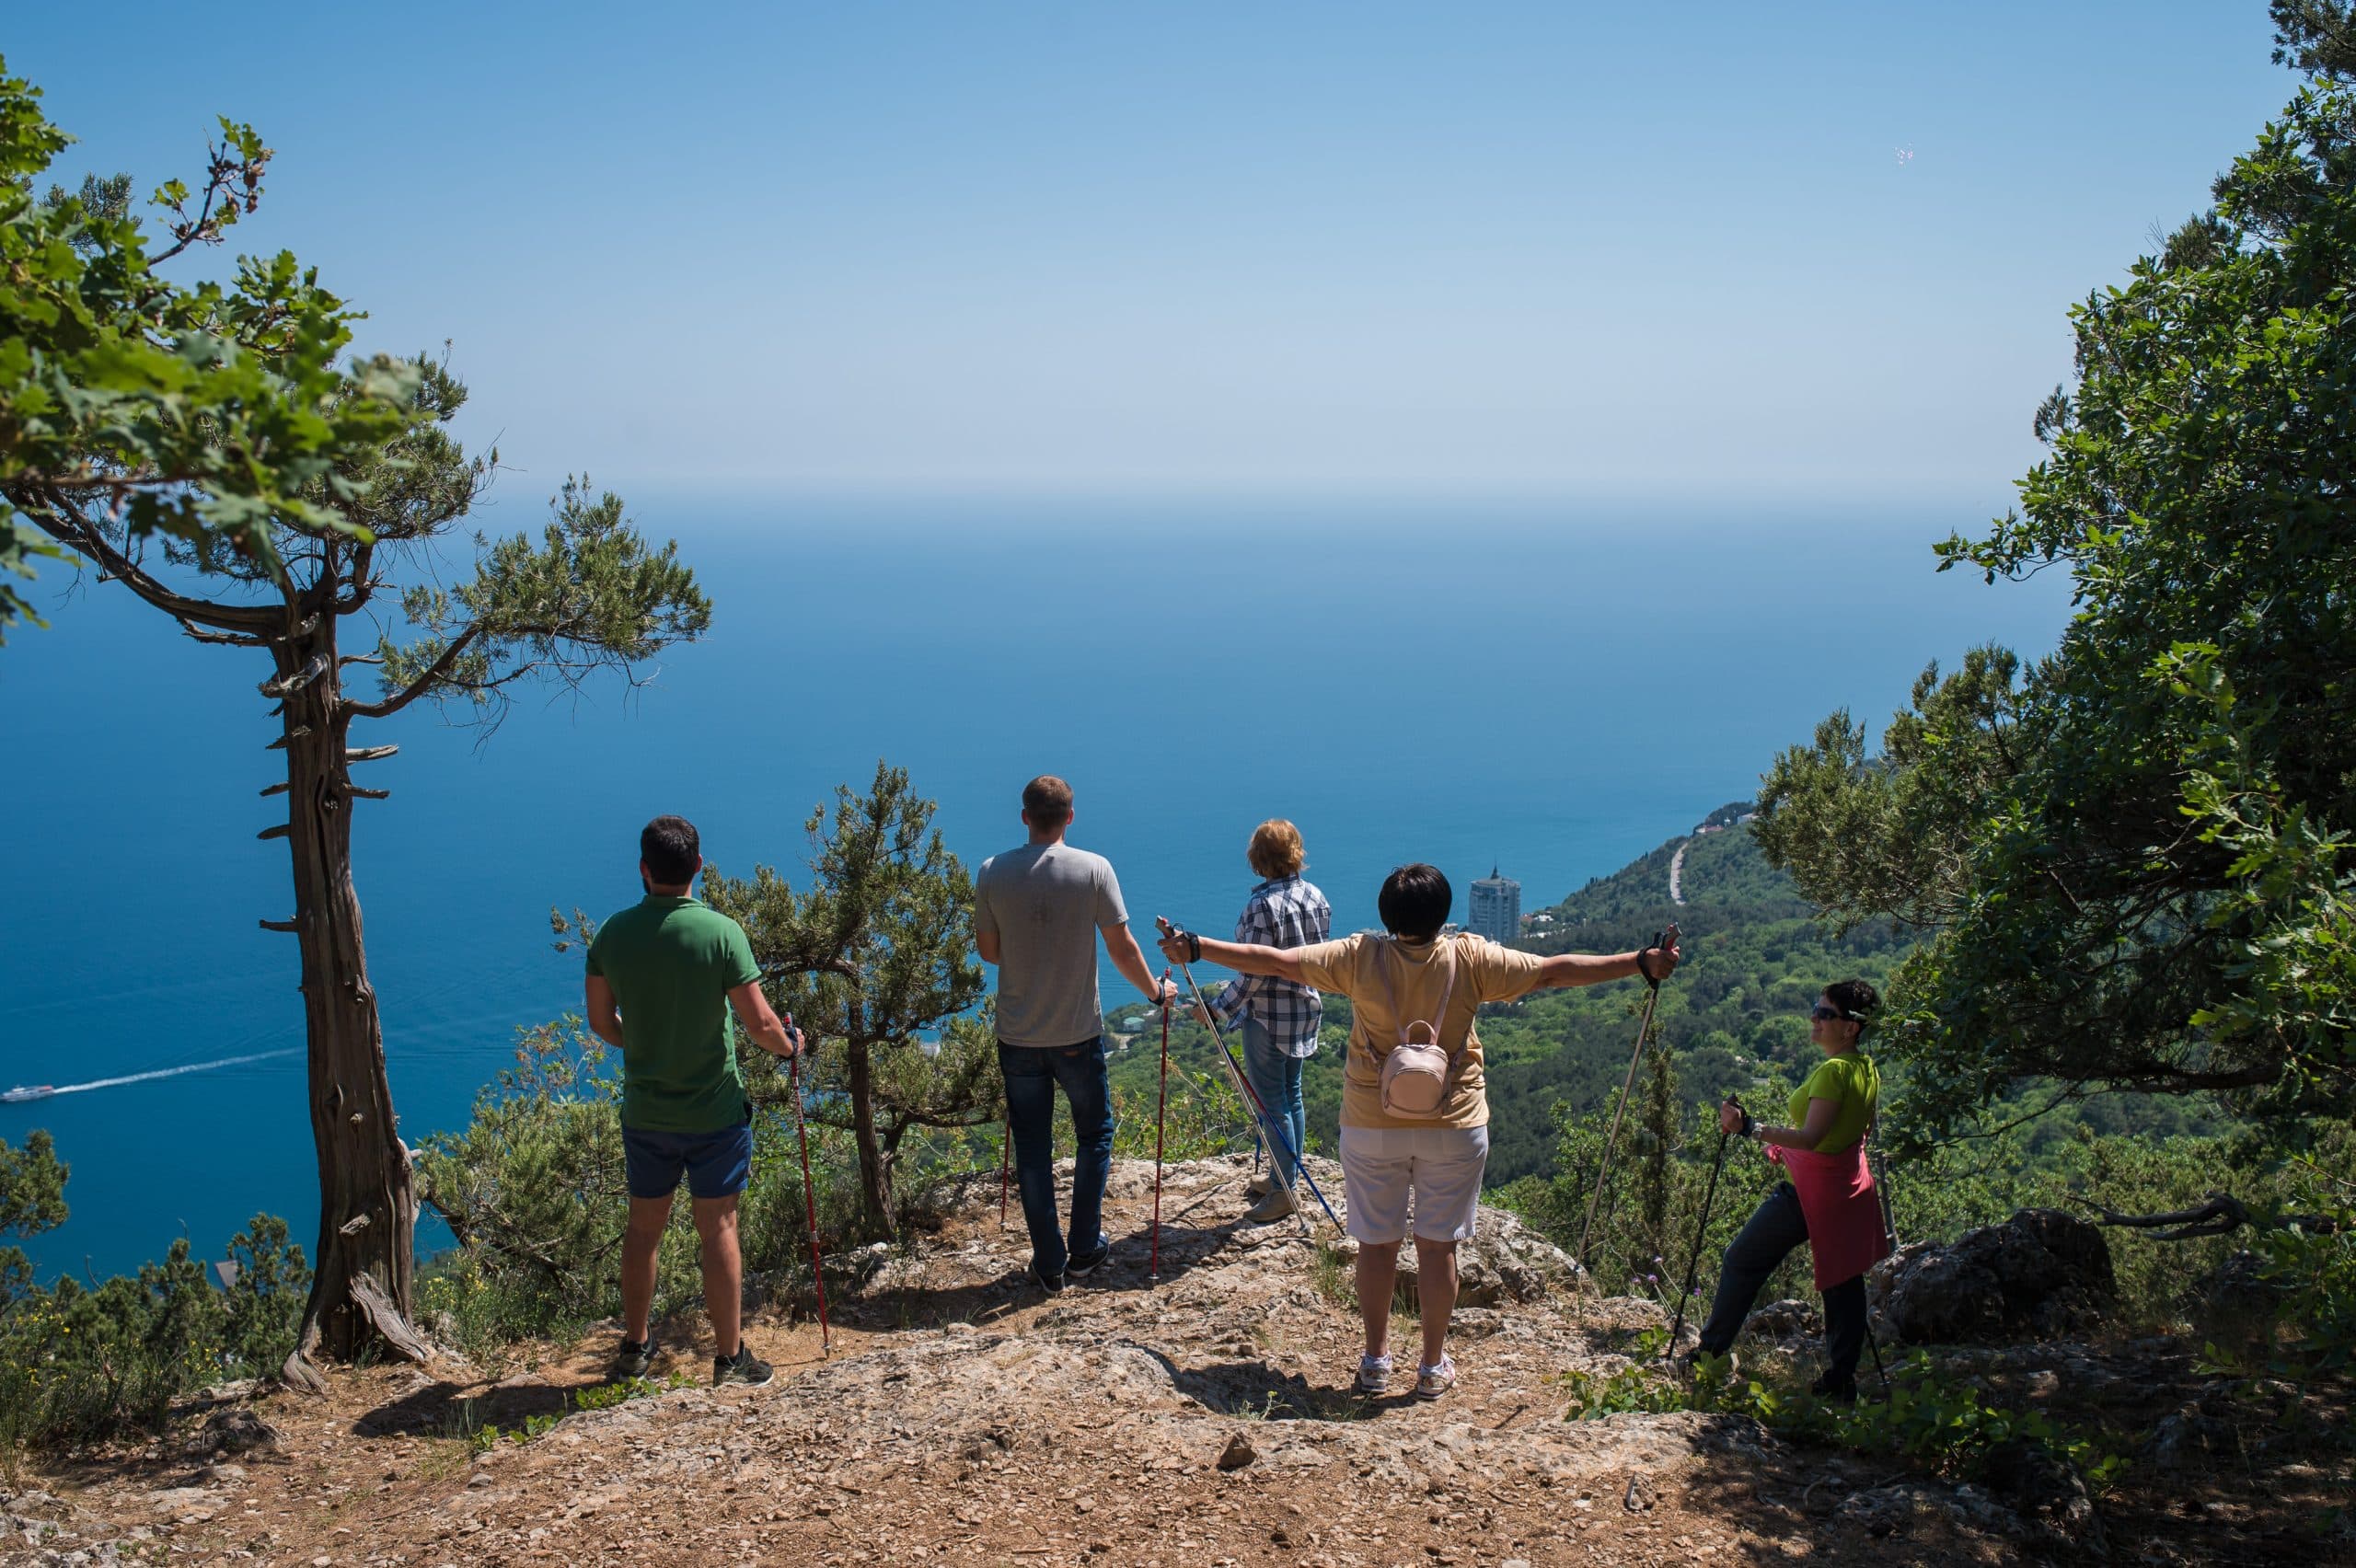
[267,617,426,1388]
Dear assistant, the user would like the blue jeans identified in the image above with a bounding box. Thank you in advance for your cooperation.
[1697,1182,1868,1386]
[999,1038,1114,1276]
[1241,1017,1307,1186]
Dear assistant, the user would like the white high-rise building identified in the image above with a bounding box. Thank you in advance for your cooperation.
[1468,866,1522,944]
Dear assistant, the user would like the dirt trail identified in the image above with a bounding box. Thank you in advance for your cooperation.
[6,1159,2065,1566]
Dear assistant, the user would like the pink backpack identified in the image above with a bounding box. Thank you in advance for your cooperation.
[1371,939,1461,1119]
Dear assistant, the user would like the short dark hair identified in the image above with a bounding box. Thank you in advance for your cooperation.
[1022,775,1074,829]
[1824,978,1880,1025]
[1378,863,1451,940]
[641,814,700,885]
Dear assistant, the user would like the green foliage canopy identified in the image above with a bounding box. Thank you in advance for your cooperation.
[1756,79,2356,1141]
[0,57,419,639]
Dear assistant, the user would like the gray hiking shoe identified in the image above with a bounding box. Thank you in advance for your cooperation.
[1242,1185,1299,1225]
[612,1334,658,1380]
[1246,1170,1275,1198]
[713,1345,774,1388]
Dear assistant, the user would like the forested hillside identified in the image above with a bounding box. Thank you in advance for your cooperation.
[1107,809,2226,1196]
[1478,811,1908,1182]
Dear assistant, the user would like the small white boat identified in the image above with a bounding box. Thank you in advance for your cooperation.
[1,1085,56,1104]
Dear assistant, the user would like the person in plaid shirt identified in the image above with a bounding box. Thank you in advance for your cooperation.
[1197,819,1333,1222]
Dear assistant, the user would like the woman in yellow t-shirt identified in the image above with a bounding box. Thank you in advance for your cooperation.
[1692,978,1890,1401]
[1161,863,1677,1401]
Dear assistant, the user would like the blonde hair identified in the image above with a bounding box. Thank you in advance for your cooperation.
[1247,818,1306,879]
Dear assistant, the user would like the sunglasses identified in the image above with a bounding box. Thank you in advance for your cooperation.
[1809,1003,1860,1022]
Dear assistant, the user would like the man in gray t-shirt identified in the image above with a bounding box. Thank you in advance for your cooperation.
[975,775,1174,1289]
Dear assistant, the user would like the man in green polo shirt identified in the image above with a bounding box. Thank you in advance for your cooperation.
[585,814,803,1388]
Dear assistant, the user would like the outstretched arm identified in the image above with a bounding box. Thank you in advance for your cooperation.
[1533,929,1680,991]
[1155,918,1307,984]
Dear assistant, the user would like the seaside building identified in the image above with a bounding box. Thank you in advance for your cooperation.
[1468,866,1522,944]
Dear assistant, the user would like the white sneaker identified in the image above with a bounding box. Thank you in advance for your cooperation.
[1415,1356,1457,1400]
[1355,1355,1392,1395]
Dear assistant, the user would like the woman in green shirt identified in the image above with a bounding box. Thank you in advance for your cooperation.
[1692,978,1889,1400]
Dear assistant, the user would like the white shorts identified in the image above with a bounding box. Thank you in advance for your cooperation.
[1338,1124,1490,1245]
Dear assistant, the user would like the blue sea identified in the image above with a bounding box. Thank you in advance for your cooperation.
[0,496,2072,1276]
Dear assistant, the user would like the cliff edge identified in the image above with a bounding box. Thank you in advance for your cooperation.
[6,1158,2118,1565]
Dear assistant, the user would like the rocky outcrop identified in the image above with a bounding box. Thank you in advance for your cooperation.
[1874,1208,2116,1344]
[16,1157,2161,1566]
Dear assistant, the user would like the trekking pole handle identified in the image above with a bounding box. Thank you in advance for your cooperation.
[1153,915,1201,964]
[1635,921,1680,987]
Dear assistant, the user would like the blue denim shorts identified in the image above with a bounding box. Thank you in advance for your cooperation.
[622,1122,753,1200]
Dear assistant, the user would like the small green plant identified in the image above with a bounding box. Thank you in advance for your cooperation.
[1711,1353,2130,1496]
[1309,1239,1355,1311]
[1560,1347,2127,1497]
[470,1412,560,1453]
[569,1372,693,1412]
[465,1370,692,1452]
[1559,1362,1691,1420]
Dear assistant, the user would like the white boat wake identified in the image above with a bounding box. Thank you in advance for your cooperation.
[6,1048,299,1103]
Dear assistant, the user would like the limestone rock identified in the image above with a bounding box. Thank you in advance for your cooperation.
[2144,1401,2237,1473]
[193,1407,281,1458]
[1875,1208,2115,1344]
[1745,1298,1819,1340]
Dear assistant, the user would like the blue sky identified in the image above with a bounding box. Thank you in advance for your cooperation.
[7,3,2295,502]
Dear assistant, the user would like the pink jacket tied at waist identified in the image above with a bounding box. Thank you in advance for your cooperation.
[1770,1138,1893,1290]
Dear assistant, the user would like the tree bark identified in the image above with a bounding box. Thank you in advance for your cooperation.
[845,998,896,1241]
[270,617,425,1387]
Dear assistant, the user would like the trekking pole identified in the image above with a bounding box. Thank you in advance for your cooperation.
[1868,1108,1899,1252]
[999,1110,1011,1231]
[1665,1097,1738,1357]
[1149,969,1172,1286]
[1156,919,1344,1232]
[1864,1103,1896,1401]
[787,1039,832,1355]
[1576,923,1680,1275]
